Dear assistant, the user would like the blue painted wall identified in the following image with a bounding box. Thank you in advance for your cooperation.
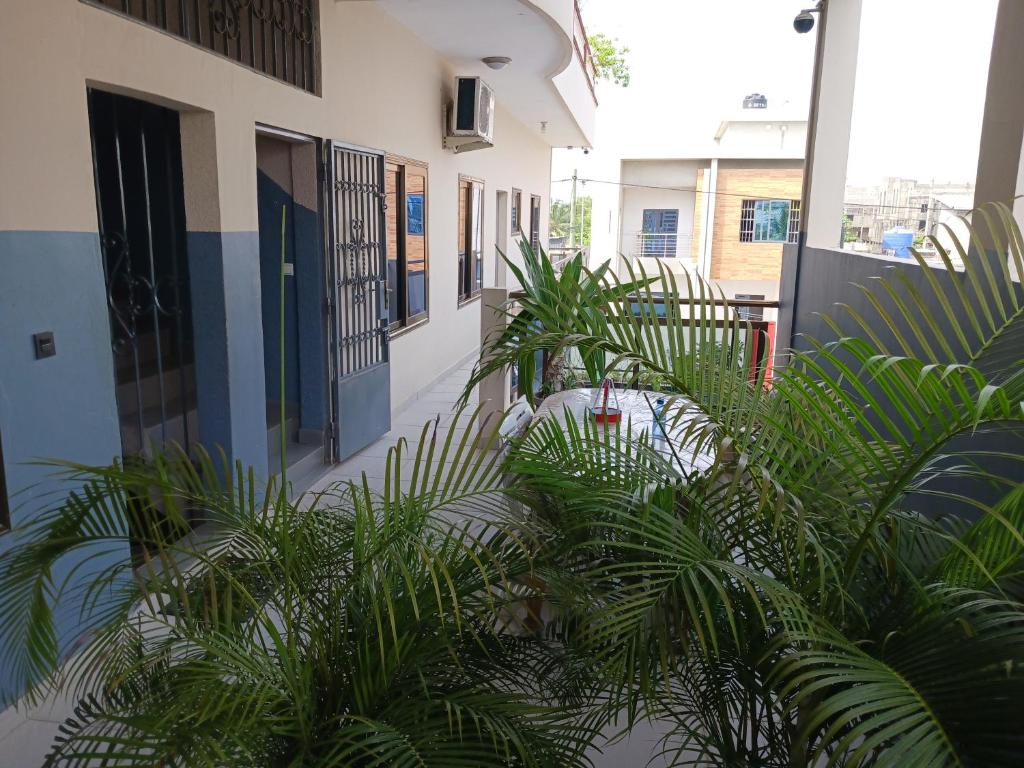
[0,226,276,701]
[257,170,327,434]
[0,231,130,701]
[293,193,328,433]
[187,231,269,477]
[257,170,302,410]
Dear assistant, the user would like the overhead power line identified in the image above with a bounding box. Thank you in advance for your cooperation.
[551,177,973,213]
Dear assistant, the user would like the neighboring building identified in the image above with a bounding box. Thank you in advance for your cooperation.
[0,0,596,705]
[843,177,975,252]
[612,109,807,313]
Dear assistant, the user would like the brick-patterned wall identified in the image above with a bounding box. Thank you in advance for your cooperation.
[710,168,803,281]
[691,168,705,263]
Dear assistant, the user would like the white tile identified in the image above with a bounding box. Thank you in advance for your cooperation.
[0,717,62,768]
[0,706,27,742]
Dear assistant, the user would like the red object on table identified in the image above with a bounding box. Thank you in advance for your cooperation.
[591,378,623,423]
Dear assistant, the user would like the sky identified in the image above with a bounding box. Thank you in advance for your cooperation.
[561,0,997,189]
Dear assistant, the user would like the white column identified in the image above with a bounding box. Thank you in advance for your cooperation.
[804,0,864,249]
[582,152,622,272]
[698,159,718,278]
[478,287,512,441]
[974,0,1024,225]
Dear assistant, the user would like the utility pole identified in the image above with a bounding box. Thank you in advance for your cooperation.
[568,168,578,249]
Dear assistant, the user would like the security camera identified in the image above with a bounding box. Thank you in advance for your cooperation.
[793,10,815,33]
[583,147,590,155]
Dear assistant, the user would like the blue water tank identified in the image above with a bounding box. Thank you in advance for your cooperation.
[882,229,915,258]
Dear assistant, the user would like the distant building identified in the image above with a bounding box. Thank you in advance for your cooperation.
[844,177,974,254]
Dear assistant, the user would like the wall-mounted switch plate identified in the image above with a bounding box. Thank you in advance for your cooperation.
[33,331,56,359]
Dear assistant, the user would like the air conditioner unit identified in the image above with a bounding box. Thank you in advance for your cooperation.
[444,76,495,154]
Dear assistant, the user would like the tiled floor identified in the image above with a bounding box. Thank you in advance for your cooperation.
[309,358,483,495]
[0,362,482,768]
[0,686,74,767]
[0,362,674,767]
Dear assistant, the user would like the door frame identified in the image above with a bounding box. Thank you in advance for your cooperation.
[255,123,333,462]
[323,139,392,462]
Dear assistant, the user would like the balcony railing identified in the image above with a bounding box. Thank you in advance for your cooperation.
[631,232,692,260]
[548,245,586,271]
[83,0,320,94]
[573,0,598,104]
[506,290,780,390]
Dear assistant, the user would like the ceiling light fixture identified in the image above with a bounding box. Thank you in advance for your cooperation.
[482,56,512,70]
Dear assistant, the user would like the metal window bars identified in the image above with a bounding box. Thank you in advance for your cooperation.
[83,0,319,94]
[88,90,199,461]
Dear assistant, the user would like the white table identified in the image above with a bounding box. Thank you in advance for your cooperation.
[530,388,716,476]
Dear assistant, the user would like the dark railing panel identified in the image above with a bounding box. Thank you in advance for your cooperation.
[0,429,8,533]
[507,291,780,393]
[83,0,320,94]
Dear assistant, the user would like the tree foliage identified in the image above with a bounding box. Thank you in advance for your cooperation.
[588,33,631,87]
[550,197,593,246]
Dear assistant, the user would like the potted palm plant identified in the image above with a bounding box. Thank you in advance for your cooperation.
[2,204,1022,767]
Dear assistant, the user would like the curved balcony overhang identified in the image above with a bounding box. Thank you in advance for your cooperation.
[374,0,596,148]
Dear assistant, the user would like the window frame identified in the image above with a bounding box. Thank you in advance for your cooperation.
[458,175,485,306]
[739,198,801,244]
[385,155,430,335]
[641,208,680,258]
[529,194,541,254]
[511,188,522,236]
[787,199,801,244]
[734,293,766,322]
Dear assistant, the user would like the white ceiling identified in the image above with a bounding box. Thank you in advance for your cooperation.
[374,0,587,147]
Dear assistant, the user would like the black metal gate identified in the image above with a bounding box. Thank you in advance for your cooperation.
[325,142,391,461]
[88,90,198,461]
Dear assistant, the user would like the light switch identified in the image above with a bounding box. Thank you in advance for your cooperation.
[33,331,56,359]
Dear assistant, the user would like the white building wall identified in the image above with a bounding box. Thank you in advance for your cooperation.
[618,160,703,264]
[0,0,555,415]
[714,120,808,158]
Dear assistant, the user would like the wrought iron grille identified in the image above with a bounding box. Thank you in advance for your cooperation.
[88,89,199,461]
[83,0,319,94]
[328,144,389,378]
[787,199,801,244]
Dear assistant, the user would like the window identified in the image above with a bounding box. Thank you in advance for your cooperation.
[86,0,320,95]
[458,176,484,303]
[740,199,800,243]
[641,208,679,258]
[787,199,801,244]
[511,188,522,234]
[529,194,541,253]
[734,293,766,322]
[385,158,429,330]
